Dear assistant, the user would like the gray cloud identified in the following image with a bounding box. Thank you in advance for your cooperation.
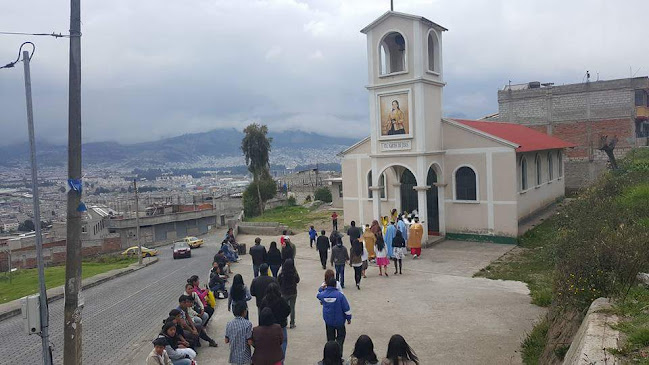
[1,0,647,146]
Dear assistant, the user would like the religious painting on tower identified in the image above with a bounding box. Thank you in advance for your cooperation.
[379,91,411,138]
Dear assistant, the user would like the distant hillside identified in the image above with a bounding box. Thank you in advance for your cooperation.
[0,129,359,168]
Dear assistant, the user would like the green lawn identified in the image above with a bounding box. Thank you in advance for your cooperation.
[610,287,649,364]
[245,205,331,231]
[0,256,137,304]
[474,218,557,307]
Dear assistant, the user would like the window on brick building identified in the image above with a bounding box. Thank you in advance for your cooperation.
[520,156,528,191]
[455,166,477,201]
[548,152,554,181]
[535,154,542,186]
[635,90,647,106]
[558,151,563,177]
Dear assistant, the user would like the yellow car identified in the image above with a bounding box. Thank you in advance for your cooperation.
[184,236,204,249]
[121,246,159,258]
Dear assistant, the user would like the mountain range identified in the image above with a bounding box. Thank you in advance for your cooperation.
[0,129,360,169]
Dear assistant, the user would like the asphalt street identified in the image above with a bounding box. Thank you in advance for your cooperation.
[0,230,224,365]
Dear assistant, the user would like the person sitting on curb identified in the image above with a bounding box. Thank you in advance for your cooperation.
[158,320,195,365]
[146,337,173,365]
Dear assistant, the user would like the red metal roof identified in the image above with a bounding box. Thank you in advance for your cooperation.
[452,119,577,153]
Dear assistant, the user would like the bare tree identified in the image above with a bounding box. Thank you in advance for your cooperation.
[598,135,619,170]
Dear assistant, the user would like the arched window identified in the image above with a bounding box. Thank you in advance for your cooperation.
[535,154,542,186]
[367,171,386,199]
[455,166,477,201]
[558,151,563,177]
[547,152,554,181]
[379,31,406,75]
[427,30,439,72]
[520,156,528,191]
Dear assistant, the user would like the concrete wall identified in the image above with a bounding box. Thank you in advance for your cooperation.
[516,150,566,220]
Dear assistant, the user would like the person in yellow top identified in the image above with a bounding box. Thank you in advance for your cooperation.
[407,217,424,258]
[390,209,399,225]
[361,225,376,260]
[381,216,389,235]
[385,100,406,135]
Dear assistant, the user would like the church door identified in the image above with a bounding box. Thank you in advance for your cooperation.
[426,167,440,235]
[400,169,418,214]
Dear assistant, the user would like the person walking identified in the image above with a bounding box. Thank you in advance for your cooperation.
[380,335,419,365]
[251,307,284,365]
[407,218,423,259]
[260,283,291,360]
[350,239,364,290]
[361,226,376,262]
[316,230,331,269]
[224,302,253,365]
[281,238,296,265]
[375,236,389,277]
[331,212,338,231]
[267,242,282,277]
[309,225,317,249]
[250,263,277,319]
[317,277,352,354]
[348,335,379,365]
[396,215,408,243]
[229,274,252,319]
[249,237,268,278]
[277,258,300,329]
[369,220,382,238]
[346,221,362,246]
[330,240,349,289]
[392,230,406,275]
[384,221,396,259]
[360,239,369,279]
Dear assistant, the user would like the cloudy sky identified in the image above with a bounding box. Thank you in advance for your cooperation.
[1,0,647,146]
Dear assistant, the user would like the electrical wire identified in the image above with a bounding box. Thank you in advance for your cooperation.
[0,31,69,38]
[0,41,35,70]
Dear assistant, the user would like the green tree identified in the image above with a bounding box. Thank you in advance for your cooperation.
[242,179,277,217]
[314,187,333,203]
[241,123,273,215]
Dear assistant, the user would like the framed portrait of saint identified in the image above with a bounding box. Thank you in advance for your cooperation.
[378,91,411,139]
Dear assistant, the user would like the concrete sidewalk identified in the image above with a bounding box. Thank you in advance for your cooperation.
[0,256,158,322]
[193,232,544,365]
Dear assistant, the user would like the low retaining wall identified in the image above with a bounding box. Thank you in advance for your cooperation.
[237,221,289,236]
[562,297,619,365]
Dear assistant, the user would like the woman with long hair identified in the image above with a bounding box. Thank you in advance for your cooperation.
[381,335,419,365]
[319,269,343,293]
[261,283,291,359]
[187,275,214,319]
[349,335,379,365]
[391,230,406,275]
[277,258,300,328]
[350,239,364,290]
[374,235,389,277]
[267,241,283,277]
[252,307,284,365]
[228,274,251,319]
[317,341,344,365]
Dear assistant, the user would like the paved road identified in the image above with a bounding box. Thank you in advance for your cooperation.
[0,230,224,365]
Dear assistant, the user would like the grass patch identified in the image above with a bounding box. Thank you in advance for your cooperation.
[474,218,557,307]
[522,318,549,365]
[610,287,649,363]
[0,256,137,304]
[244,205,331,231]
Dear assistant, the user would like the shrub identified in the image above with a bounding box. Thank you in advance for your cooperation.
[314,187,333,203]
[305,195,312,202]
[287,196,297,206]
[242,178,277,217]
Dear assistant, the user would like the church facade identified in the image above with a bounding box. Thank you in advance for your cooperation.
[339,11,575,244]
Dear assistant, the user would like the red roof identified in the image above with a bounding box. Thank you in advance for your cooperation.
[452,119,576,153]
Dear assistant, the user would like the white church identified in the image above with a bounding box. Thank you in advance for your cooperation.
[337,11,575,244]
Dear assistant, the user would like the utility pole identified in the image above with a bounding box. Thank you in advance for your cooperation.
[64,0,83,363]
[23,49,53,365]
[134,179,142,265]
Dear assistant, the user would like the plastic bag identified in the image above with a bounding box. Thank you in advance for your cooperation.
[206,290,216,308]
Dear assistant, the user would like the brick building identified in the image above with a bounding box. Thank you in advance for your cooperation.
[497,77,649,190]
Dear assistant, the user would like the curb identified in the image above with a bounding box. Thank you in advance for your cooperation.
[0,257,159,322]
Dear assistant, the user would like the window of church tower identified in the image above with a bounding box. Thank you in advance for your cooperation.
[427,30,440,73]
[379,31,406,76]
[455,166,477,201]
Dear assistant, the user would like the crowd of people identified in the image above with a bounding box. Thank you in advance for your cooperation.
[146,209,423,365]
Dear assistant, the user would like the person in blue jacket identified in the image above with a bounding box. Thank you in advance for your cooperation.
[316,277,352,354]
[396,215,408,242]
[309,225,318,249]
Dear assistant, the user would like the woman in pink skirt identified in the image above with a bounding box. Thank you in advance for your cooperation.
[374,235,390,277]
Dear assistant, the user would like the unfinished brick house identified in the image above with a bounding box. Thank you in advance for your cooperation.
[497,77,649,191]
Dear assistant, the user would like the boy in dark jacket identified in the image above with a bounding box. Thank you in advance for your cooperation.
[316,230,331,269]
[330,241,349,288]
[249,237,268,278]
[316,277,352,354]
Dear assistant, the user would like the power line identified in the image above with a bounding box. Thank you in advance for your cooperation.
[0,42,35,70]
[0,31,70,38]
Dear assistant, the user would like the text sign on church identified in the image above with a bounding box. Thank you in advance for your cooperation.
[380,140,412,151]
